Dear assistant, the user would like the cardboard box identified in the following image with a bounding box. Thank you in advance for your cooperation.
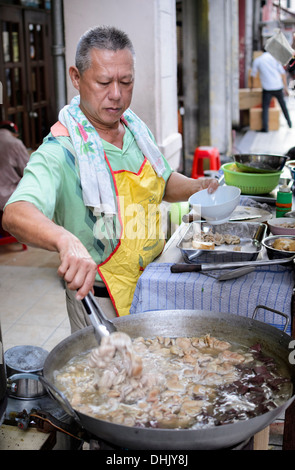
[248,69,261,88]
[239,88,262,110]
[253,51,263,60]
[249,99,281,131]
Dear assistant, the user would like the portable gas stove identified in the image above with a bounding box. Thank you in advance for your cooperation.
[1,390,84,450]
[1,344,84,450]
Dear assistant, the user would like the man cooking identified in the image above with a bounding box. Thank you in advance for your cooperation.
[2,26,218,332]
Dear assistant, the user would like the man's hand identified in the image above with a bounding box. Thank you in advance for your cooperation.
[57,235,97,300]
[193,176,219,194]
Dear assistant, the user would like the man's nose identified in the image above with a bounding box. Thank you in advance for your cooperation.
[109,81,121,100]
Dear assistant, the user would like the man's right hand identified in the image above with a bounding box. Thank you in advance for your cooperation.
[3,201,97,300]
[57,234,97,300]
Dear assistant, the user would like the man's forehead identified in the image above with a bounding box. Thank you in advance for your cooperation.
[90,48,134,64]
[89,49,134,77]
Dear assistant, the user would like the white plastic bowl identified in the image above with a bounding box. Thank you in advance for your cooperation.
[189,185,241,224]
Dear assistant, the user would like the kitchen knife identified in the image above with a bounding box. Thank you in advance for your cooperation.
[170,255,295,273]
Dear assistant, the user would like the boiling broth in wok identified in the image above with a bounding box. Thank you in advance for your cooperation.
[53,333,292,429]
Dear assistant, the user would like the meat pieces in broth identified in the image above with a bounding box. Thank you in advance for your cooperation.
[54,332,291,429]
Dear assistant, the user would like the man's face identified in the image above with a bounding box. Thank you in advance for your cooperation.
[70,48,135,129]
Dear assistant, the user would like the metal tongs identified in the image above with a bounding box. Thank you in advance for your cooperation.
[81,291,117,342]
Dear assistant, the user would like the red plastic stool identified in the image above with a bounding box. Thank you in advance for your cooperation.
[191,146,221,179]
[0,210,27,250]
[0,235,27,251]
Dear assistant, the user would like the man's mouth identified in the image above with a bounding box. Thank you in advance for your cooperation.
[106,107,120,113]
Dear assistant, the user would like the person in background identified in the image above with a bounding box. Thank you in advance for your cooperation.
[2,26,218,331]
[250,51,292,132]
[0,121,29,236]
[285,32,295,85]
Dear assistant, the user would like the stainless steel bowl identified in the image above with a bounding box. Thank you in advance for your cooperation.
[233,154,288,173]
[262,235,295,260]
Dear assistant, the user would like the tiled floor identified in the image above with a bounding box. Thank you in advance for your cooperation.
[0,244,70,353]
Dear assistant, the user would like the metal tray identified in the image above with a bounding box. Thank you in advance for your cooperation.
[177,221,267,264]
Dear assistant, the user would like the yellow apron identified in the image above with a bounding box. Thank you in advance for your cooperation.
[97,155,166,317]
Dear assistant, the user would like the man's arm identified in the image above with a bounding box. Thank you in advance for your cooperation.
[2,201,97,300]
[163,172,219,202]
[282,73,289,95]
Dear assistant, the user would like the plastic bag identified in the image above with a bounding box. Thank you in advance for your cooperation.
[265,29,294,65]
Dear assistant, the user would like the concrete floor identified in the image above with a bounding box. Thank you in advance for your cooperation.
[0,245,70,353]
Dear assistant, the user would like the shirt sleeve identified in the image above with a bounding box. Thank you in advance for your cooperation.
[277,62,286,75]
[251,58,258,77]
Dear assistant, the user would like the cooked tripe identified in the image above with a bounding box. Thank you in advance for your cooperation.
[272,238,295,252]
[192,240,215,250]
[192,230,240,250]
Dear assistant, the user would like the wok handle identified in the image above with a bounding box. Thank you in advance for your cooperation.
[40,376,82,424]
[252,305,290,333]
[170,264,202,273]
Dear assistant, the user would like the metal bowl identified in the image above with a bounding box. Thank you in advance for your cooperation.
[233,154,288,174]
[262,235,295,260]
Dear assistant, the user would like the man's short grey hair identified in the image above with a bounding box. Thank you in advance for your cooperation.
[76,26,136,74]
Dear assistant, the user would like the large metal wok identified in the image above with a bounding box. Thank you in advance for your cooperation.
[42,307,295,450]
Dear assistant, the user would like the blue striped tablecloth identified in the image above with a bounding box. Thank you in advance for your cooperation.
[130,263,294,335]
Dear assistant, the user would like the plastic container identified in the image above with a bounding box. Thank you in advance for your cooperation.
[221,163,281,195]
[276,185,292,218]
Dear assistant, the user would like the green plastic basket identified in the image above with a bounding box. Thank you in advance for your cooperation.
[221,163,281,195]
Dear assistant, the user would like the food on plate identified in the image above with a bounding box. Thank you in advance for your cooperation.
[191,229,241,250]
[54,332,291,430]
[272,238,295,251]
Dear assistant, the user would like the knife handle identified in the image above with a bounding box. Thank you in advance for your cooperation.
[170,264,201,273]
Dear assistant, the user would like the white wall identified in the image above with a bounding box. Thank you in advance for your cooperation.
[63,0,182,169]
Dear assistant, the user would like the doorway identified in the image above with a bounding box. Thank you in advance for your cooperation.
[0,5,55,149]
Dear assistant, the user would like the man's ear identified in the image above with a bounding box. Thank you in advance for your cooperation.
[69,66,80,91]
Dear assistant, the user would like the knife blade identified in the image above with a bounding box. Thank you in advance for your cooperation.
[217,266,256,281]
